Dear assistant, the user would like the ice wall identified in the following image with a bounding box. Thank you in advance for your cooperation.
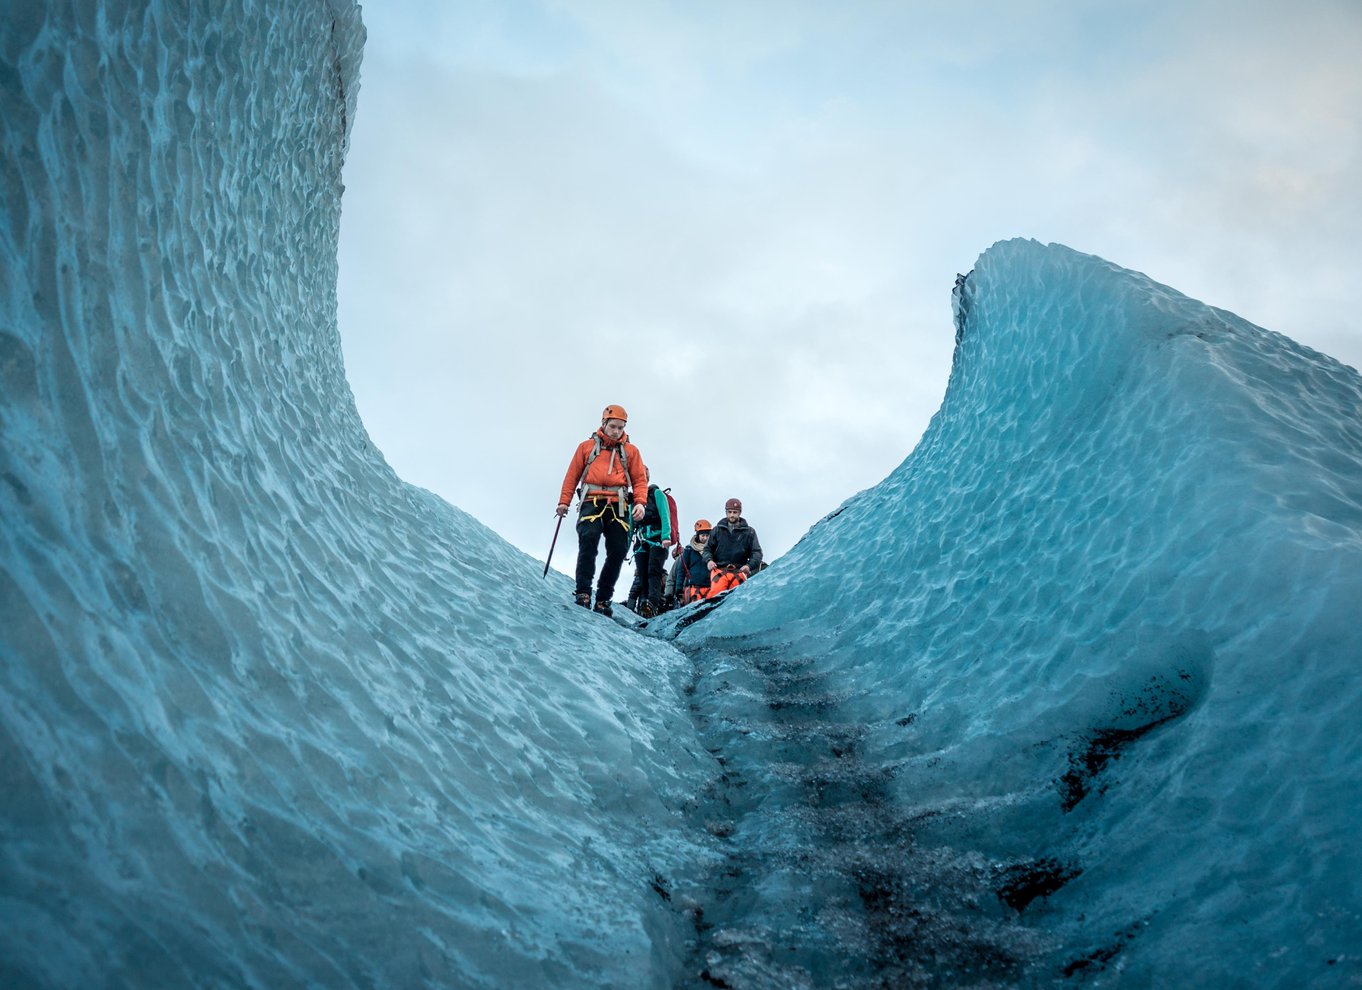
[0,5,712,988]
[683,239,1362,984]
[8,2,1362,987]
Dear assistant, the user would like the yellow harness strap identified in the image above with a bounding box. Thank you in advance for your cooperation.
[579,496,631,531]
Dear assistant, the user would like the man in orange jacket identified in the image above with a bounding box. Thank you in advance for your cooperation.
[556,404,649,617]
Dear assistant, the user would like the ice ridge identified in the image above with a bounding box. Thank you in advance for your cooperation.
[679,239,1362,985]
[1,4,712,988]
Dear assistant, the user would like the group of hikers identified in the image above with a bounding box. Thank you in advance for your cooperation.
[555,404,764,618]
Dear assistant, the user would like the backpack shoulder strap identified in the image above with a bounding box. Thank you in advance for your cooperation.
[578,434,631,516]
[574,434,603,502]
[586,433,629,482]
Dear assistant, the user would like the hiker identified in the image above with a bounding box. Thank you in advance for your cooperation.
[626,560,646,614]
[624,472,674,618]
[669,519,714,605]
[703,498,763,597]
[556,405,648,617]
[660,545,681,611]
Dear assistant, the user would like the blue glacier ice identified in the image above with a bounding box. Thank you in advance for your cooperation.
[3,2,1362,989]
[660,240,1362,986]
[0,4,712,988]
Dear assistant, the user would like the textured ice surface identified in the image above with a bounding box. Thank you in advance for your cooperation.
[0,5,713,988]
[6,3,1362,989]
[677,239,1362,985]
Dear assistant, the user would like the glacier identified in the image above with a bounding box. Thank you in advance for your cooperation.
[0,4,711,988]
[3,3,1361,990]
[658,240,1362,986]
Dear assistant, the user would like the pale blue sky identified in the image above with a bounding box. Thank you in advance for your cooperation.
[338,0,1362,577]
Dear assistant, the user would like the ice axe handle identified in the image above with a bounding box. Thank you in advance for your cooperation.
[543,511,565,578]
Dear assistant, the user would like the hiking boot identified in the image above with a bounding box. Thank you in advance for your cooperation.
[574,592,591,609]
[593,599,614,618]
[624,597,639,613]
[638,601,656,619]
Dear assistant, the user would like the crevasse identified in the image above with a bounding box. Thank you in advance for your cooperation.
[671,238,1362,985]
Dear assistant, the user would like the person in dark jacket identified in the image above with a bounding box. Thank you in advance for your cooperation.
[702,498,762,595]
[668,519,713,605]
[625,476,673,617]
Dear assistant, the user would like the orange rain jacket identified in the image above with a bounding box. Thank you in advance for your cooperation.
[558,430,649,509]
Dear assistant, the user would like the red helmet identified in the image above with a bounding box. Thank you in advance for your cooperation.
[601,404,628,423]
[725,498,742,511]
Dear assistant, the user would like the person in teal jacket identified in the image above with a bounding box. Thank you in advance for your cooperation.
[625,477,674,617]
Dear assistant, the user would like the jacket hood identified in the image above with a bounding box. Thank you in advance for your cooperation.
[594,428,629,447]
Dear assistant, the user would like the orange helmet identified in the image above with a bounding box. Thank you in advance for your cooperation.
[694,519,712,533]
[601,404,628,423]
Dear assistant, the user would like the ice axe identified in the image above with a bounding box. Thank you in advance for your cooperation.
[543,510,565,578]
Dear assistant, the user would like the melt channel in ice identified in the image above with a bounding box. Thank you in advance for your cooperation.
[665,237,1362,986]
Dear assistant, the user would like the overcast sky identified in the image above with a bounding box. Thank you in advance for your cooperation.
[336,0,1362,581]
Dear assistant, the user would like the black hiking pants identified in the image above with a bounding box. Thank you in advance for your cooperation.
[627,554,646,604]
[631,543,668,609]
[575,497,631,601]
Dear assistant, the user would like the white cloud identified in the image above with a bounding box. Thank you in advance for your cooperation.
[339,0,1362,580]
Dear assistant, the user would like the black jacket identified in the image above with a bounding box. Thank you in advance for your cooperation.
[702,517,763,570]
